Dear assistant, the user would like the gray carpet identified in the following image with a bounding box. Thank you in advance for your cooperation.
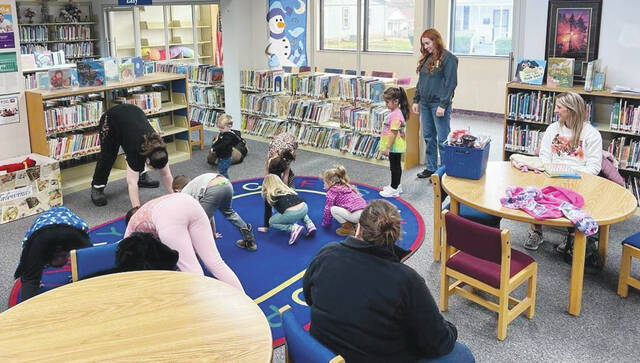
[1,116,638,362]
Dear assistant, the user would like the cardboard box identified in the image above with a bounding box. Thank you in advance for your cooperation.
[0,154,63,224]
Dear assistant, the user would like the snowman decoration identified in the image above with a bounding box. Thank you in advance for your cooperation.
[266,1,296,68]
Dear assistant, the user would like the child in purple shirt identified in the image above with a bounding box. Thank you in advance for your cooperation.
[322,166,367,236]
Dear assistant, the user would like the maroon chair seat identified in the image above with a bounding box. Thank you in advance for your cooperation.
[446,249,535,288]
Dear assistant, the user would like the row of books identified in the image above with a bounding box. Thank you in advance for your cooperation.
[242,115,385,160]
[504,124,544,156]
[48,132,101,161]
[44,101,103,134]
[53,25,92,41]
[287,99,334,124]
[507,90,594,124]
[625,176,640,207]
[74,57,145,87]
[186,64,223,84]
[117,92,162,113]
[339,105,389,134]
[189,85,224,108]
[608,137,640,170]
[610,99,640,134]
[241,93,290,118]
[190,106,223,128]
[240,69,291,93]
[51,42,94,58]
[20,44,48,55]
[19,25,48,42]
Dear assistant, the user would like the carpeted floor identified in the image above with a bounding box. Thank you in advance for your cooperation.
[1,115,639,362]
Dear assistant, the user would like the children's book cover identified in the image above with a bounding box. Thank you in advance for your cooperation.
[70,68,79,88]
[515,59,546,85]
[77,60,105,87]
[211,67,223,82]
[546,58,574,88]
[48,68,71,90]
[34,51,53,68]
[129,56,144,78]
[36,72,49,90]
[143,61,155,74]
[101,57,118,83]
[118,62,135,82]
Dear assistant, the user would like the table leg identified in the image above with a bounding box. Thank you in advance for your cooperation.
[598,225,609,266]
[449,199,460,215]
[568,232,586,316]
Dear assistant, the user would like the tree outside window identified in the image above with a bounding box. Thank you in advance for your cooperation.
[451,0,513,56]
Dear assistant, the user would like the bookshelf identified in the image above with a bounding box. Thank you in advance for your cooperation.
[504,82,640,209]
[239,70,420,169]
[25,73,192,194]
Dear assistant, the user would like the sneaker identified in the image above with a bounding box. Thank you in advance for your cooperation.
[417,169,434,179]
[524,230,544,250]
[289,224,303,245]
[138,172,160,188]
[556,233,573,253]
[91,186,107,207]
[383,184,403,194]
[305,222,317,238]
[379,187,400,198]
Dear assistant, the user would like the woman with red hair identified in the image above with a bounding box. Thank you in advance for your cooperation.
[412,28,458,179]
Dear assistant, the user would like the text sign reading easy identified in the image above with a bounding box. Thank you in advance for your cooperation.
[118,0,152,6]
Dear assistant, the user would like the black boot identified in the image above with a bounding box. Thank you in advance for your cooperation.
[138,172,160,188]
[417,169,434,179]
[236,224,257,251]
[91,186,107,206]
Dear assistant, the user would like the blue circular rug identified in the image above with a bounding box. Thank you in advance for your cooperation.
[10,176,424,346]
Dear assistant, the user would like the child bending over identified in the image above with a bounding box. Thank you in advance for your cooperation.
[321,165,367,236]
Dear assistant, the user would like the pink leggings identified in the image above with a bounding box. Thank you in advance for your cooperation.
[152,194,244,292]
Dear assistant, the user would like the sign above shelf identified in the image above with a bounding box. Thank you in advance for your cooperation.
[118,0,153,5]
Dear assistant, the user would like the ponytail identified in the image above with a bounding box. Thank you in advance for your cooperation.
[398,87,410,121]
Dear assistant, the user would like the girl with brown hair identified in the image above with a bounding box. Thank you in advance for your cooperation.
[412,28,458,179]
[321,165,366,236]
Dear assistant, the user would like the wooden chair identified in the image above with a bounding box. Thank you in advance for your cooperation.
[344,69,366,76]
[323,68,344,74]
[371,70,395,78]
[188,121,205,150]
[618,232,640,297]
[70,243,119,282]
[440,211,537,341]
[431,165,501,261]
[278,305,345,363]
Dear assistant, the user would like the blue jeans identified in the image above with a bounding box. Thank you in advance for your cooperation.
[269,203,312,232]
[217,156,232,179]
[419,342,475,363]
[420,103,451,171]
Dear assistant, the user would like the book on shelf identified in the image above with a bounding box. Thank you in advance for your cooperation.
[583,59,599,91]
[149,118,162,134]
[20,54,36,69]
[625,176,640,207]
[36,72,50,90]
[543,163,581,179]
[118,62,135,82]
[515,59,547,85]
[44,100,103,134]
[507,90,557,123]
[610,99,640,133]
[505,124,544,155]
[77,59,105,87]
[101,57,119,84]
[48,68,72,90]
[608,137,640,170]
[47,132,101,161]
[144,61,155,75]
[546,58,574,88]
[34,51,54,68]
[593,72,605,91]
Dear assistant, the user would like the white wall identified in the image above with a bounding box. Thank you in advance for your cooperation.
[0,0,30,159]
[515,0,640,89]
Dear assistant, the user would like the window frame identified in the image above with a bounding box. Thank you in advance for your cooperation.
[449,0,513,58]
[319,0,415,54]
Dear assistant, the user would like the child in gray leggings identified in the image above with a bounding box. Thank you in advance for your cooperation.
[173,173,257,251]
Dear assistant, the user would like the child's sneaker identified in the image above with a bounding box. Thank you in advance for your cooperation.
[524,230,544,250]
[383,184,403,194]
[289,224,303,245]
[379,187,400,198]
[305,222,317,238]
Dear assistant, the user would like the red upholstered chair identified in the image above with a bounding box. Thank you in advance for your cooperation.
[440,211,537,340]
[618,232,640,297]
[371,70,395,78]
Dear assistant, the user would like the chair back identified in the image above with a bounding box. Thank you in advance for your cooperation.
[371,70,394,78]
[444,212,502,264]
[344,69,366,76]
[279,305,345,363]
[70,243,119,282]
[323,68,344,74]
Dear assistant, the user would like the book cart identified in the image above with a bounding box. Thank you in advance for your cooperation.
[504,82,640,212]
[239,69,420,169]
[25,72,191,194]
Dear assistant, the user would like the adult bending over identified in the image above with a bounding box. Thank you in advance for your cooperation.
[525,92,602,251]
[14,206,92,301]
[124,193,244,292]
[412,28,458,179]
[91,103,173,207]
[303,200,473,363]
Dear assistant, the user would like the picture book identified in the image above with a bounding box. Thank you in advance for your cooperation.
[51,51,65,66]
[70,68,79,88]
[36,72,49,90]
[593,72,605,91]
[118,62,135,82]
[101,57,118,84]
[583,60,598,91]
[129,56,144,78]
[515,59,546,85]
[546,58,574,88]
[48,68,72,90]
[20,54,36,70]
[144,61,155,75]
[211,67,223,82]
[544,163,581,179]
[77,60,105,87]
[34,51,53,68]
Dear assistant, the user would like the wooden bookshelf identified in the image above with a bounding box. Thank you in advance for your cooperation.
[504,81,640,208]
[25,73,192,194]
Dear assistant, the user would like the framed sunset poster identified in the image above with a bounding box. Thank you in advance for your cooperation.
[545,0,602,83]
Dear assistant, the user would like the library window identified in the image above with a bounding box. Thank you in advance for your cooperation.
[450,0,513,56]
[320,0,414,53]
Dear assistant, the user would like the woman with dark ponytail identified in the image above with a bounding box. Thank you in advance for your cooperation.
[303,199,473,362]
[90,103,174,208]
[379,87,410,198]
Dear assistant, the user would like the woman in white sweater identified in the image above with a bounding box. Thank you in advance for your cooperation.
[525,92,602,251]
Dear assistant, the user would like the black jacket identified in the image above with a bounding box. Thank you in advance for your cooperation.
[303,237,457,363]
[413,50,458,109]
[212,130,241,159]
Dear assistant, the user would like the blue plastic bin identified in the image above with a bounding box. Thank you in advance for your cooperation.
[443,140,491,180]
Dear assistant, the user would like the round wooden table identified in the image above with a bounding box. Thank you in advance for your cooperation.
[0,271,273,362]
[442,161,637,316]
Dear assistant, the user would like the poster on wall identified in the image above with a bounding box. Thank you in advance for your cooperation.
[265,0,307,69]
[0,94,19,126]
[0,51,18,94]
[0,4,15,49]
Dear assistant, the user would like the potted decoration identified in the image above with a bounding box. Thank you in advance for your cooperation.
[59,4,81,23]
[23,8,36,23]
